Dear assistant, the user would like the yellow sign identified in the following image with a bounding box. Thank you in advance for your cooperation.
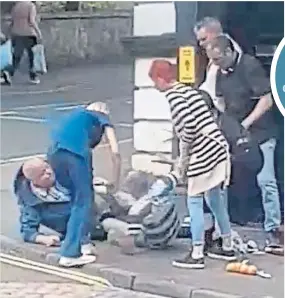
[178,46,196,84]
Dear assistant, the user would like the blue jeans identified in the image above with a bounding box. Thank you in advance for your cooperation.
[187,185,231,245]
[257,138,281,232]
[48,150,94,258]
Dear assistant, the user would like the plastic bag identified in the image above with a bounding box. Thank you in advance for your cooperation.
[32,44,47,74]
[0,40,12,71]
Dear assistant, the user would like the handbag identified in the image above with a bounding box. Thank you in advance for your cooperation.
[0,39,12,71]
[32,44,47,74]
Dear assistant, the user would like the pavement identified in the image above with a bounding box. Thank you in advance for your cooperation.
[0,264,169,298]
[0,65,284,298]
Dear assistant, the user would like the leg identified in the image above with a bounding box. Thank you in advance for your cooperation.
[257,139,281,246]
[212,187,228,240]
[172,193,205,269]
[205,185,236,260]
[10,36,25,77]
[49,150,96,266]
[25,36,38,81]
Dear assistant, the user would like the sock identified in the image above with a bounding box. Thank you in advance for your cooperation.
[222,236,233,251]
[191,245,204,259]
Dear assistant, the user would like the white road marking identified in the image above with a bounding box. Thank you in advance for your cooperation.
[55,105,85,111]
[0,116,46,123]
[0,111,19,116]
[0,138,133,165]
[0,97,130,113]
[1,84,79,96]
[118,123,133,128]
[1,101,89,112]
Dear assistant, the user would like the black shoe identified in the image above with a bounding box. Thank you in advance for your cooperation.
[207,240,237,261]
[1,70,11,85]
[172,252,205,269]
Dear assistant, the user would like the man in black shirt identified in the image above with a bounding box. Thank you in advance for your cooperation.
[205,35,282,250]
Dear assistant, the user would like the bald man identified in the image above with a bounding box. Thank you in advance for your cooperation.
[14,158,88,249]
[45,102,121,267]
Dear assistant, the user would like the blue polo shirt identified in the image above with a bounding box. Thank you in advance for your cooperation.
[48,107,113,160]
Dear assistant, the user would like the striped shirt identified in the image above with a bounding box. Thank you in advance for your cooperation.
[164,83,229,180]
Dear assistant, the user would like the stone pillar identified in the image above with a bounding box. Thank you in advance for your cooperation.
[131,2,177,175]
[121,2,199,176]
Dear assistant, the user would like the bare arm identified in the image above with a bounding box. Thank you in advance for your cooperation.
[29,3,42,40]
[104,126,121,191]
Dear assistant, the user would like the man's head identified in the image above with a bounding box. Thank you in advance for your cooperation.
[86,102,110,115]
[22,158,55,188]
[86,102,110,148]
[194,17,223,48]
[148,59,176,91]
[206,35,237,70]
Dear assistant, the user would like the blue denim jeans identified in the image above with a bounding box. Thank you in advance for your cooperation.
[257,138,281,232]
[187,185,231,245]
[48,150,94,258]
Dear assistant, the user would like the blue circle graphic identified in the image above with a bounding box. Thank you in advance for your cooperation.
[271,38,285,117]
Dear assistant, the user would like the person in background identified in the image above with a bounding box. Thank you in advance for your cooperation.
[3,1,42,85]
[206,35,282,251]
[193,17,242,100]
[148,59,236,270]
[0,31,10,84]
[46,102,121,267]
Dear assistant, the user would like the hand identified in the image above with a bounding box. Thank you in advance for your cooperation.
[36,235,61,247]
[36,35,43,44]
[241,119,251,131]
[175,156,189,182]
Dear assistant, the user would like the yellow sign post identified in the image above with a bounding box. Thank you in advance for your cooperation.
[178,46,196,84]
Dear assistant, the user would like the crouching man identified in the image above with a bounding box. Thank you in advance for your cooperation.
[14,157,95,249]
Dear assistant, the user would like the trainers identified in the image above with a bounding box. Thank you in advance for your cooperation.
[81,243,97,256]
[207,240,237,261]
[265,229,283,254]
[172,252,205,269]
[58,255,96,268]
[30,77,40,84]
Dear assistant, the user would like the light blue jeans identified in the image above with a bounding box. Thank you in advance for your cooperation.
[187,185,231,245]
[257,138,281,232]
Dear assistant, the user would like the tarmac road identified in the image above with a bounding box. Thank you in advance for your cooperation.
[0,64,133,161]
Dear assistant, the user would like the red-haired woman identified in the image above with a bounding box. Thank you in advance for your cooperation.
[148,59,236,269]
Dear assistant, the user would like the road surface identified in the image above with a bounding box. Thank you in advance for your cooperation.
[0,263,168,297]
[1,64,133,161]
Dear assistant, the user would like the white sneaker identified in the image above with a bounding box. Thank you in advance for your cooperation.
[30,77,40,84]
[81,243,97,256]
[58,255,96,268]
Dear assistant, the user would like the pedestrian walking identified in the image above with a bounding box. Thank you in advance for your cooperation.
[2,1,42,85]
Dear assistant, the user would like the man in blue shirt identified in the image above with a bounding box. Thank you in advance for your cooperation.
[47,102,121,267]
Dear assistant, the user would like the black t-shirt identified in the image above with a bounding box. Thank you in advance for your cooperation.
[216,53,279,144]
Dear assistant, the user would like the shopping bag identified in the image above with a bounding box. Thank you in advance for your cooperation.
[0,40,12,71]
[32,44,47,74]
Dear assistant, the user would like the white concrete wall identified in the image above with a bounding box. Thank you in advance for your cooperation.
[132,2,176,175]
